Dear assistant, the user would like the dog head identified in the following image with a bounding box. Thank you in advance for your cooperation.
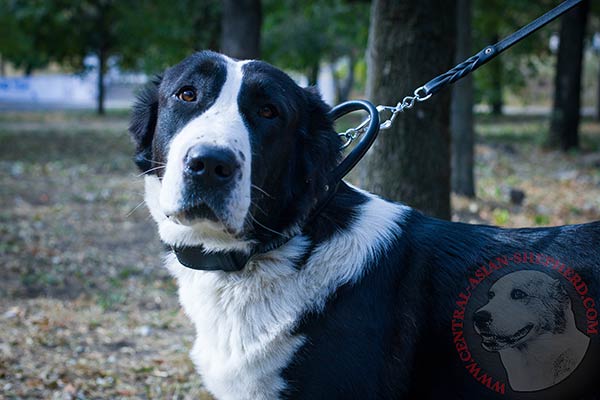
[473,270,571,351]
[129,51,341,251]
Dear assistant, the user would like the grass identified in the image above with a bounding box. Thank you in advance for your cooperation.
[454,115,600,227]
[0,111,209,399]
[1,110,599,399]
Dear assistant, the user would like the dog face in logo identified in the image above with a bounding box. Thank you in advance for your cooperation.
[473,270,590,392]
[473,270,570,351]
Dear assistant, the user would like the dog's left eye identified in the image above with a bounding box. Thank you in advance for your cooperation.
[176,86,197,102]
[511,289,527,300]
[258,104,279,119]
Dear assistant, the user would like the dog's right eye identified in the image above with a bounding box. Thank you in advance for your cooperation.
[488,291,495,300]
[176,86,197,102]
[258,104,279,119]
[511,289,527,300]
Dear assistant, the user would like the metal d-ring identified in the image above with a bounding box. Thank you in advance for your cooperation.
[328,100,380,183]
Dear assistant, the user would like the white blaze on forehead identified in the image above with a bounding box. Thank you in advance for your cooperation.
[159,57,252,234]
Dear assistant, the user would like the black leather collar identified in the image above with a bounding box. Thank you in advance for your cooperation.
[171,181,342,272]
[172,234,305,272]
[172,245,251,272]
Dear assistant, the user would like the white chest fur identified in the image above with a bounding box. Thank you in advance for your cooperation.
[165,193,407,400]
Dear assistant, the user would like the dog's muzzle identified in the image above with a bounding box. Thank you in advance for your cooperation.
[473,310,492,331]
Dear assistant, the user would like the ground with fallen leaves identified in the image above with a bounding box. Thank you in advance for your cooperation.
[1,111,599,399]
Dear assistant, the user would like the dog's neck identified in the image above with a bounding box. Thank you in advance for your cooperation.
[168,190,407,400]
[171,181,346,272]
[499,320,590,391]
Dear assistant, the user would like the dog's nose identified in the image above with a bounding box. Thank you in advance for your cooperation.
[473,310,492,328]
[184,145,239,187]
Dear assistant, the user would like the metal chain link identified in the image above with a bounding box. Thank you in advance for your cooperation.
[338,85,433,149]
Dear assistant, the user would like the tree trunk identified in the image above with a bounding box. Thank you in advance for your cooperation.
[24,63,33,77]
[333,54,356,104]
[549,0,590,150]
[451,0,475,198]
[220,0,261,59]
[596,54,600,121]
[364,0,455,219]
[307,63,320,87]
[97,48,106,115]
[94,2,110,116]
[489,35,503,116]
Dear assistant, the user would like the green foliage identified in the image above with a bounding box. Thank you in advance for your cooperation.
[2,0,583,106]
[262,0,369,77]
[0,0,222,75]
[591,0,600,18]
[492,208,510,225]
[472,0,558,107]
[533,214,550,225]
[116,0,222,74]
[0,0,64,73]
[0,0,372,81]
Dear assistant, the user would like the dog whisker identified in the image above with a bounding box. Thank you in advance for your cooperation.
[125,200,147,217]
[251,184,275,199]
[248,213,286,238]
[140,156,166,166]
[136,165,166,177]
[251,200,268,216]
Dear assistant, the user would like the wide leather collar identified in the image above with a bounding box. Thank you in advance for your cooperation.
[172,245,251,272]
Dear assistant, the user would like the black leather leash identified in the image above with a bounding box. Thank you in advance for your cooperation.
[422,0,583,97]
[174,0,582,272]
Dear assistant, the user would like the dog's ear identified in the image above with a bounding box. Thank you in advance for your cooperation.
[302,87,342,177]
[551,278,570,303]
[129,75,161,172]
[303,87,336,138]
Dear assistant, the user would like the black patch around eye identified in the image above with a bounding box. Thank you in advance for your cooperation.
[152,51,228,164]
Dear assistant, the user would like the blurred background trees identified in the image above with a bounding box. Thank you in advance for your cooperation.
[364,0,455,219]
[452,0,475,198]
[221,0,261,59]
[0,0,223,113]
[3,3,600,396]
[0,0,599,217]
[549,0,590,150]
[472,0,551,117]
[262,0,369,102]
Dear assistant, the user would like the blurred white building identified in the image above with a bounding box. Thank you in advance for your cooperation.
[0,54,146,109]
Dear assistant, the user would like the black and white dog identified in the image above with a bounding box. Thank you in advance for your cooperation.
[129,51,600,400]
